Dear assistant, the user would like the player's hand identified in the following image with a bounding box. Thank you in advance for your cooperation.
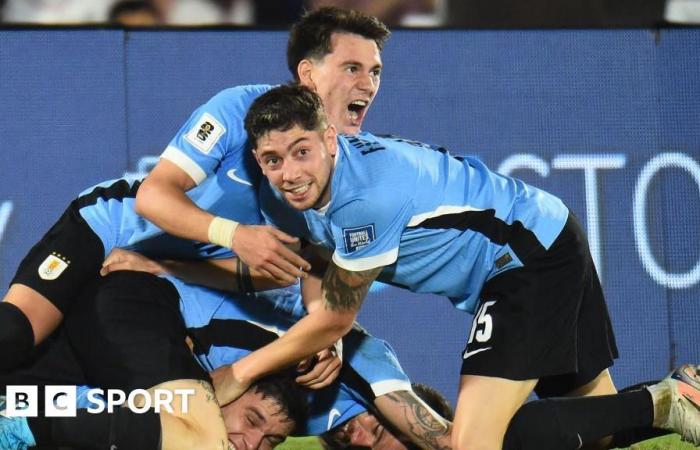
[295,347,342,389]
[210,363,251,406]
[100,248,166,276]
[231,224,311,285]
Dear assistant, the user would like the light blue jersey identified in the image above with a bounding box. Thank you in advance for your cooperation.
[260,132,569,313]
[172,278,411,435]
[77,85,272,259]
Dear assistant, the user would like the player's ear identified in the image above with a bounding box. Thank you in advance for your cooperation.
[324,125,337,157]
[297,59,317,91]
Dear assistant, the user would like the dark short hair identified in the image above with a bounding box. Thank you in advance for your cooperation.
[108,0,158,23]
[287,7,391,80]
[253,374,308,434]
[245,84,327,148]
[412,382,454,421]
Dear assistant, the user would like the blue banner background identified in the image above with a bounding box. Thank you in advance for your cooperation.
[1,28,698,405]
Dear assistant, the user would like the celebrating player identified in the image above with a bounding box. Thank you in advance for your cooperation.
[210,84,700,450]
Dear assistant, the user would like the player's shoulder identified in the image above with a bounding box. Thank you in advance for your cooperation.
[204,84,275,111]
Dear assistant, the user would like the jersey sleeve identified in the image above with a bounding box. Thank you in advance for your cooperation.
[329,191,412,272]
[344,324,412,397]
[161,85,270,185]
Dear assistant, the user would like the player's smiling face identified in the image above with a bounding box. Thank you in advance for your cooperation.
[299,32,382,135]
[325,412,410,450]
[254,124,337,211]
[221,389,294,450]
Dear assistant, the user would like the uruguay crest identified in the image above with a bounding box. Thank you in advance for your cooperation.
[38,252,70,280]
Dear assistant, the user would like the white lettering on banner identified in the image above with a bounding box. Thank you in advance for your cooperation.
[552,155,627,280]
[497,154,550,178]
[0,201,13,246]
[634,153,700,289]
[498,154,627,280]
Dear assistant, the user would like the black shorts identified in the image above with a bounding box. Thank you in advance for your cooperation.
[64,271,209,392]
[460,213,618,397]
[10,200,104,314]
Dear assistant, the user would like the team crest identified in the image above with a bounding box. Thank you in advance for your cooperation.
[184,112,226,154]
[38,252,70,281]
[342,224,375,253]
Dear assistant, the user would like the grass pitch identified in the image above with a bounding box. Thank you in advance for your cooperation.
[277,433,698,449]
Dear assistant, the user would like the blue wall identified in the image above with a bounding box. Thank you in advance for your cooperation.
[1,28,698,405]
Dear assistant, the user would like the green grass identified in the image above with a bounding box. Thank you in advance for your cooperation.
[278,436,322,449]
[277,434,697,449]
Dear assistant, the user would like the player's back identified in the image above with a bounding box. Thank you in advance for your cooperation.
[315,133,570,312]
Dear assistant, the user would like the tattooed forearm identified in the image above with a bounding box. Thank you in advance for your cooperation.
[321,263,382,312]
[384,391,452,450]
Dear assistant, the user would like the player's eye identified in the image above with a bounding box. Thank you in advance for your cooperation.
[372,68,381,77]
[345,65,358,74]
[265,156,280,166]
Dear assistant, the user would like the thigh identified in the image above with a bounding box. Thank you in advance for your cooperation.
[65,271,209,392]
[9,201,104,314]
[453,375,537,450]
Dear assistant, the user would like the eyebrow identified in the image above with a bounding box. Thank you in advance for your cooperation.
[258,137,309,159]
[248,406,266,423]
[342,59,383,70]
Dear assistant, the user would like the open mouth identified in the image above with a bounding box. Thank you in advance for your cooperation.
[347,100,368,125]
[284,182,312,198]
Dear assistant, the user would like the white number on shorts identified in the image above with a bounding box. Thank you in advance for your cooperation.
[468,300,496,344]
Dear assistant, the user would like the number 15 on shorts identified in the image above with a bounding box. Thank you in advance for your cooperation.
[465,300,496,354]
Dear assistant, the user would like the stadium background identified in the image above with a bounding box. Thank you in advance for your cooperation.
[0,28,698,407]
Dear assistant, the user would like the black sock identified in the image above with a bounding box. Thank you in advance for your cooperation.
[28,408,161,450]
[503,389,654,450]
[610,381,673,448]
[0,302,35,371]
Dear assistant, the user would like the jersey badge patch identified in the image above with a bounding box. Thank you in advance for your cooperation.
[185,113,225,154]
[38,252,70,281]
[343,225,375,253]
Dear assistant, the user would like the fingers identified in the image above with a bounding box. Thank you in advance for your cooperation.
[269,229,311,271]
[296,349,342,388]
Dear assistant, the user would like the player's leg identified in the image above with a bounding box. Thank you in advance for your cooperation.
[0,200,104,368]
[64,270,230,448]
[452,375,536,450]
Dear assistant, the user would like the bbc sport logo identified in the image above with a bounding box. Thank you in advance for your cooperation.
[3,385,195,417]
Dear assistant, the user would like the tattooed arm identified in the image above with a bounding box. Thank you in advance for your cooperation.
[212,261,383,405]
[375,390,452,450]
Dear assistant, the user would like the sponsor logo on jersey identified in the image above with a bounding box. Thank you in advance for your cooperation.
[343,224,375,253]
[38,252,70,280]
[226,169,253,186]
[184,113,225,155]
[327,408,342,430]
[495,252,512,269]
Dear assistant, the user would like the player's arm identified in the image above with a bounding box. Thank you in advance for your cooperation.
[135,159,310,285]
[211,261,382,405]
[101,247,287,292]
[375,390,452,450]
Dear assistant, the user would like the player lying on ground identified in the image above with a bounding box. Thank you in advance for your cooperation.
[0,6,388,374]
[205,84,700,450]
[0,262,452,450]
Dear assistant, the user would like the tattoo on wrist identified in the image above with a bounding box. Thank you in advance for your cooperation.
[384,391,451,450]
[235,258,254,293]
[322,265,381,312]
